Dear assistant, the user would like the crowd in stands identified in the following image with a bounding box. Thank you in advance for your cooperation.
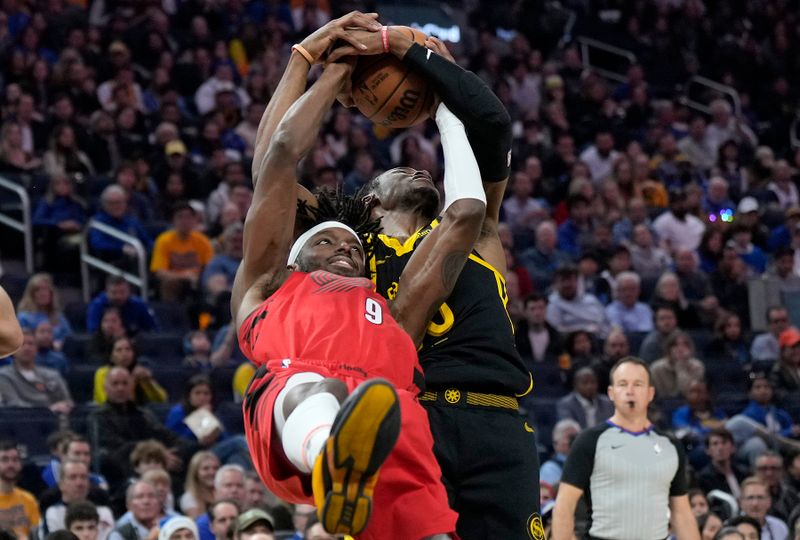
[0,0,799,538]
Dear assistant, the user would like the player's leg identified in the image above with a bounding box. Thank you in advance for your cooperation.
[311,378,401,536]
[427,406,542,540]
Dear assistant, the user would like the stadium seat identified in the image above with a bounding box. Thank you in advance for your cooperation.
[64,302,88,332]
[530,363,567,397]
[65,364,98,403]
[0,407,59,460]
[136,332,185,360]
[151,302,191,332]
[521,397,559,451]
[217,401,245,434]
[63,333,93,363]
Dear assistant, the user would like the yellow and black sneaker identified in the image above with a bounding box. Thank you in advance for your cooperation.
[311,378,401,535]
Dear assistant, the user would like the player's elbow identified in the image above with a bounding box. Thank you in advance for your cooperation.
[445,198,486,228]
[268,128,303,164]
[0,323,24,357]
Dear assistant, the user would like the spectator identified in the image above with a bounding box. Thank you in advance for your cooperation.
[86,306,127,364]
[208,500,239,540]
[711,247,751,329]
[93,336,167,405]
[0,330,73,413]
[671,380,728,469]
[0,120,42,172]
[651,271,703,329]
[705,100,757,156]
[653,188,706,253]
[32,175,87,271]
[703,177,736,219]
[231,508,274,540]
[768,160,800,210]
[89,367,192,479]
[689,488,710,517]
[557,194,593,259]
[515,293,561,363]
[539,419,581,488]
[771,328,800,402]
[592,328,631,390]
[158,516,199,540]
[88,185,153,264]
[751,307,792,365]
[763,247,800,294]
[0,440,41,538]
[201,224,242,291]
[546,265,610,338]
[735,197,770,251]
[503,171,548,242]
[206,162,247,228]
[767,207,800,252]
[728,226,767,276]
[738,477,789,540]
[678,116,715,172]
[150,202,214,301]
[194,63,250,117]
[605,271,654,333]
[65,501,100,540]
[164,374,250,468]
[195,466,247,540]
[34,320,68,374]
[753,452,800,523]
[114,162,154,224]
[578,130,620,183]
[639,305,680,363]
[697,512,723,540]
[43,124,95,179]
[520,220,572,292]
[179,452,220,519]
[674,249,714,303]
[706,312,751,368]
[556,367,614,429]
[737,374,800,452]
[696,428,747,499]
[42,435,108,491]
[41,460,115,540]
[86,276,157,335]
[650,331,705,398]
[698,228,725,275]
[16,273,73,348]
[628,223,672,284]
[108,481,160,540]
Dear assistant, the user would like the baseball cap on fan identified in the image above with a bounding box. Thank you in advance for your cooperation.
[737,197,759,214]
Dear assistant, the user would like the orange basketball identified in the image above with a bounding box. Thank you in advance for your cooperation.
[351,26,435,129]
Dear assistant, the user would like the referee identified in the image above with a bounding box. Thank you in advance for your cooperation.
[551,357,700,540]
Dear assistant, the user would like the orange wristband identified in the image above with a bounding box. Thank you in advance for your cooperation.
[291,44,314,65]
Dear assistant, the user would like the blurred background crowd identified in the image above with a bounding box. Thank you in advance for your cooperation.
[1,0,800,538]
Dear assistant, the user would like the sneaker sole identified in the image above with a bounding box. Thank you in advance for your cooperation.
[312,378,401,535]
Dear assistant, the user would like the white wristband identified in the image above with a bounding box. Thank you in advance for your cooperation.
[435,103,486,210]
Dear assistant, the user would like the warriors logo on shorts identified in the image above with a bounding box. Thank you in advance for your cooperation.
[526,513,545,540]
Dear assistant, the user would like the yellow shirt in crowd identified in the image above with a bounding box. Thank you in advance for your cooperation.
[150,230,214,275]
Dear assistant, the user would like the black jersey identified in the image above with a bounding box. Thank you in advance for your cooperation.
[367,219,532,395]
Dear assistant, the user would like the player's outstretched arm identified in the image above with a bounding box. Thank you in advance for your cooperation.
[232,61,356,326]
[391,104,485,345]
[251,11,381,186]
[669,496,701,540]
[0,285,23,357]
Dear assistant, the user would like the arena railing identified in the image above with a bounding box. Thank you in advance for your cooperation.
[80,219,149,302]
[683,75,742,117]
[0,175,34,273]
[576,36,637,83]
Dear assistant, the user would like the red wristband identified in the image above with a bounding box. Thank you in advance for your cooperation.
[381,25,390,53]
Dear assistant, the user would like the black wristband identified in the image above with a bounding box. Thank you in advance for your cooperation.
[403,43,512,182]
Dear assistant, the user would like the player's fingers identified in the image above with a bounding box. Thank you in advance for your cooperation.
[336,30,372,52]
[341,11,381,30]
[327,45,360,63]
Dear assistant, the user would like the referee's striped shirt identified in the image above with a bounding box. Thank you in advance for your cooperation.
[560,420,688,540]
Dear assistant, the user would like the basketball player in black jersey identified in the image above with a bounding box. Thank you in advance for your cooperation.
[331,29,542,540]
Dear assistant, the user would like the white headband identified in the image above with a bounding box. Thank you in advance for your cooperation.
[287,221,362,265]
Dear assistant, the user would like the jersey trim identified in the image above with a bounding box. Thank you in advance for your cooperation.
[605,420,655,436]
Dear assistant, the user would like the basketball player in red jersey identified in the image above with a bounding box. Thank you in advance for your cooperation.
[0,284,23,356]
[231,12,487,539]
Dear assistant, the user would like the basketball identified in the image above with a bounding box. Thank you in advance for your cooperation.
[351,26,436,129]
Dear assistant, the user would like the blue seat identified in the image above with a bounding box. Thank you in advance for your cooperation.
[0,407,58,460]
[63,333,93,363]
[217,401,244,434]
[64,302,88,332]
[136,332,185,360]
[530,363,567,398]
[151,302,191,332]
[65,365,98,404]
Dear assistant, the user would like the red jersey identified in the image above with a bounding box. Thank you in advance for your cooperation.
[239,270,422,393]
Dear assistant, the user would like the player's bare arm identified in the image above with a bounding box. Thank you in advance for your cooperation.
[251,11,381,186]
[390,104,486,345]
[232,62,354,327]
[551,482,584,540]
[333,29,511,273]
[0,284,23,357]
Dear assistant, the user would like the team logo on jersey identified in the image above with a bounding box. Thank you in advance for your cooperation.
[386,281,398,300]
[444,388,461,403]
[310,271,373,293]
[654,443,662,454]
[526,513,545,540]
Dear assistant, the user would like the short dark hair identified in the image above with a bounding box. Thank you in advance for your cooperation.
[566,194,590,210]
[171,201,195,219]
[608,356,652,386]
[210,499,241,522]
[774,246,794,259]
[0,440,18,453]
[704,427,734,447]
[747,371,769,390]
[725,516,761,538]
[555,264,579,278]
[105,275,128,287]
[65,501,99,528]
[523,292,547,308]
